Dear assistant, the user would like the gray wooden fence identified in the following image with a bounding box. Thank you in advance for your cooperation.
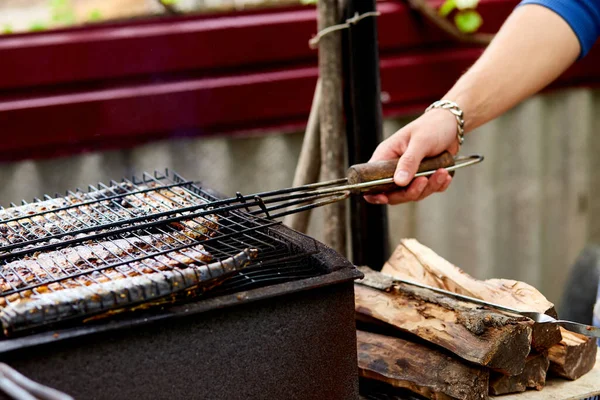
[0,87,598,308]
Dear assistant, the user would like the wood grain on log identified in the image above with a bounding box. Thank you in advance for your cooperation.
[548,328,598,380]
[381,239,562,351]
[489,352,550,395]
[357,329,489,400]
[355,280,532,375]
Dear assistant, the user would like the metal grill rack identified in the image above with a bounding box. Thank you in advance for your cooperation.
[0,170,325,335]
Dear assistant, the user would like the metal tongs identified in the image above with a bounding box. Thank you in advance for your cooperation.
[358,268,600,339]
[231,151,484,219]
[0,363,74,400]
[401,278,600,339]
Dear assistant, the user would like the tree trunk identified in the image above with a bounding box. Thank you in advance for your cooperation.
[317,0,346,255]
[357,329,490,400]
[381,239,562,351]
[355,271,533,375]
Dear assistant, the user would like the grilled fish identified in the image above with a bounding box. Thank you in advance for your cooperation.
[0,181,245,335]
[0,232,213,300]
[0,183,213,251]
[0,248,258,334]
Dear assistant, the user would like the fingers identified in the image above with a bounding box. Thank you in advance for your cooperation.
[363,171,453,205]
[416,169,449,201]
[369,129,409,162]
[363,194,388,205]
[439,174,452,193]
[393,138,426,186]
[384,177,429,205]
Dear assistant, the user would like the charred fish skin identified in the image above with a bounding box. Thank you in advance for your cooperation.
[0,229,215,295]
[0,248,258,335]
[0,183,214,252]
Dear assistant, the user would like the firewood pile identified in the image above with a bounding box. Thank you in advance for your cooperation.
[356,239,598,400]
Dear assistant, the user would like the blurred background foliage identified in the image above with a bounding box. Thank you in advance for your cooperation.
[0,0,481,35]
[0,0,301,34]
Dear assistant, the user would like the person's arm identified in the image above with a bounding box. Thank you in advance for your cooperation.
[366,2,598,205]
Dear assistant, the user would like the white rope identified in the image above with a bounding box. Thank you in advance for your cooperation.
[309,11,381,49]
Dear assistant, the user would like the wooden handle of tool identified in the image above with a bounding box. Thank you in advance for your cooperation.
[346,151,455,194]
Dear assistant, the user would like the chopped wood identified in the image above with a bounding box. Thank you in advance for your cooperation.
[355,271,533,376]
[381,239,562,351]
[489,353,600,400]
[357,329,490,400]
[489,352,550,395]
[547,328,598,380]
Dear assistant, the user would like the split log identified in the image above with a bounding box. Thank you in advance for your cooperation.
[381,239,562,351]
[357,329,490,400]
[489,352,549,395]
[355,270,533,375]
[548,328,598,380]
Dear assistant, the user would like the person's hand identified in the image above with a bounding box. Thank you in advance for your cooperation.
[364,109,460,205]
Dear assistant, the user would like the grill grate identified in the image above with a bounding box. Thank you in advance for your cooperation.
[0,170,325,335]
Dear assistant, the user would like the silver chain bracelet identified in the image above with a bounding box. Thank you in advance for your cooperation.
[425,100,465,146]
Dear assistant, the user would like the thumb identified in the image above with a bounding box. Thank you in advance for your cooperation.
[394,141,426,186]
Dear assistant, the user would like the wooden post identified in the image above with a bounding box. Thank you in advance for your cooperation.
[282,79,321,233]
[343,0,388,269]
[317,0,347,255]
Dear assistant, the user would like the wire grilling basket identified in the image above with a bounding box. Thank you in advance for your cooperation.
[0,152,482,335]
[0,170,325,335]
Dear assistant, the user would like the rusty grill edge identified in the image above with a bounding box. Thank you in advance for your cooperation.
[0,170,362,400]
[0,170,360,335]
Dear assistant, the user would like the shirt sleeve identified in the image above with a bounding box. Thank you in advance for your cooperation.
[518,0,600,59]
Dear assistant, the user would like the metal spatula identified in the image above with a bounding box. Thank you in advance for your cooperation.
[357,267,600,339]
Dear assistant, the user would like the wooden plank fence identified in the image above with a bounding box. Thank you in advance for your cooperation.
[0,87,597,307]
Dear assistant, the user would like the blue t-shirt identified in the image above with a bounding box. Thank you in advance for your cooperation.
[519,0,600,58]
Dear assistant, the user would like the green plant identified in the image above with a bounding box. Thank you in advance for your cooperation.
[2,24,13,34]
[439,0,483,34]
[50,0,76,25]
[88,9,103,22]
[29,22,48,32]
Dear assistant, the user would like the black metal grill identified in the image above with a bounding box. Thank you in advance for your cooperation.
[0,170,326,335]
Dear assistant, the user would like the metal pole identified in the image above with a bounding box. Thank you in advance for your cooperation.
[343,0,389,269]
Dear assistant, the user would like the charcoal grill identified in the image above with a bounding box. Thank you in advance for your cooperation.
[0,170,362,400]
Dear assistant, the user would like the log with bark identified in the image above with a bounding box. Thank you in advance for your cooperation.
[489,352,550,395]
[548,328,598,380]
[355,268,533,376]
[357,329,490,400]
[380,239,562,351]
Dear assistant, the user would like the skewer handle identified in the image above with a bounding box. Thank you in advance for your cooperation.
[346,151,455,194]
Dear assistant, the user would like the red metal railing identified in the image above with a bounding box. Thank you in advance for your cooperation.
[0,0,598,161]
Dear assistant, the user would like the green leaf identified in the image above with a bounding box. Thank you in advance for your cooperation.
[2,24,13,34]
[161,0,178,5]
[300,0,318,4]
[29,22,48,32]
[439,0,456,17]
[454,10,483,33]
[49,0,68,8]
[88,9,103,22]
